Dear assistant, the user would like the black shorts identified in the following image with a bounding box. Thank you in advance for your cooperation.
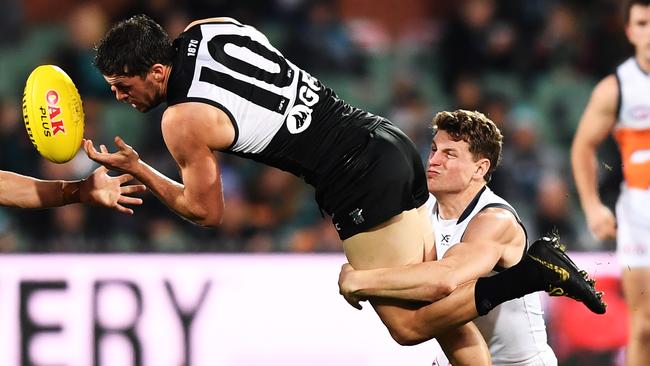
[315,120,429,240]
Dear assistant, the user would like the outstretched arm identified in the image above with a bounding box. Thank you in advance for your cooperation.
[0,166,145,213]
[84,102,234,226]
[339,208,523,306]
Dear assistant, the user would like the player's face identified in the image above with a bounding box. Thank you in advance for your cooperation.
[104,73,161,113]
[627,5,650,59]
[426,130,484,194]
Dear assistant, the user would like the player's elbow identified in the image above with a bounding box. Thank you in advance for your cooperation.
[188,206,224,227]
[424,267,459,302]
[385,315,429,346]
[392,333,426,346]
[423,281,456,302]
[389,325,427,346]
[570,137,595,159]
[195,215,223,228]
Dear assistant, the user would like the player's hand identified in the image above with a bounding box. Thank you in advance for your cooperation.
[84,136,141,175]
[338,263,366,310]
[585,202,616,241]
[80,166,146,214]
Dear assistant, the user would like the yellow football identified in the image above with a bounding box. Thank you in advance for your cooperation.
[22,65,84,163]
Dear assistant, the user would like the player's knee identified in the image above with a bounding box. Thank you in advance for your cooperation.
[633,324,650,344]
[631,310,650,342]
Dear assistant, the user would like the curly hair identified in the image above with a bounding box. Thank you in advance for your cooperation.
[94,14,175,77]
[432,109,503,183]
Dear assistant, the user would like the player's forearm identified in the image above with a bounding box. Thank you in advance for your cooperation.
[128,160,197,221]
[345,242,500,303]
[347,262,455,303]
[129,160,222,226]
[0,171,81,208]
[571,142,602,209]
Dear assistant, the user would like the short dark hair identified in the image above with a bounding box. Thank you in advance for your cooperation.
[94,14,175,77]
[432,109,503,183]
[625,0,650,23]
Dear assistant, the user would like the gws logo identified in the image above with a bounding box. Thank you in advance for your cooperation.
[45,90,66,136]
[286,72,320,134]
[628,105,650,121]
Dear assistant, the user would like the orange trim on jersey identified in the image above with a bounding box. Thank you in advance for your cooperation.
[614,127,650,189]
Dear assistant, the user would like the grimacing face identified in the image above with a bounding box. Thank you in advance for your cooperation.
[426,130,487,194]
[627,4,650,62]
[104,72,161,113]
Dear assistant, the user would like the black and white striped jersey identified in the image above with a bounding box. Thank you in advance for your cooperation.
[167,18,382,188]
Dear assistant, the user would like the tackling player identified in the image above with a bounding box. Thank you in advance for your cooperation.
[339,110,558,365]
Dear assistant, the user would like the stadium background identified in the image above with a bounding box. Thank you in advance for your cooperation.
[0,0,630,365]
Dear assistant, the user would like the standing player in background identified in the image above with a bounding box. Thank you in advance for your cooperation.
[572,1,650,365]
[0,166,145,213]
[87,15,604,364]
[339,110,557,366]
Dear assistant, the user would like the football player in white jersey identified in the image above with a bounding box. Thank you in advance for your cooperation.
[339,110,557,365]
[87,15,604,364]
[0,167,144,213]
[572,1,650,364]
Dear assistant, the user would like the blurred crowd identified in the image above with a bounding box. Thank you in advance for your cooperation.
[0,0,628,253]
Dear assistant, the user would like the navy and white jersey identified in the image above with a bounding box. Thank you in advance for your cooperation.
[426,187,557,366]
[167,18,382,188]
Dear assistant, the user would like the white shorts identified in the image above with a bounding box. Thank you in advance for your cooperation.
[616,187,650,268]
[430,341,558,366]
